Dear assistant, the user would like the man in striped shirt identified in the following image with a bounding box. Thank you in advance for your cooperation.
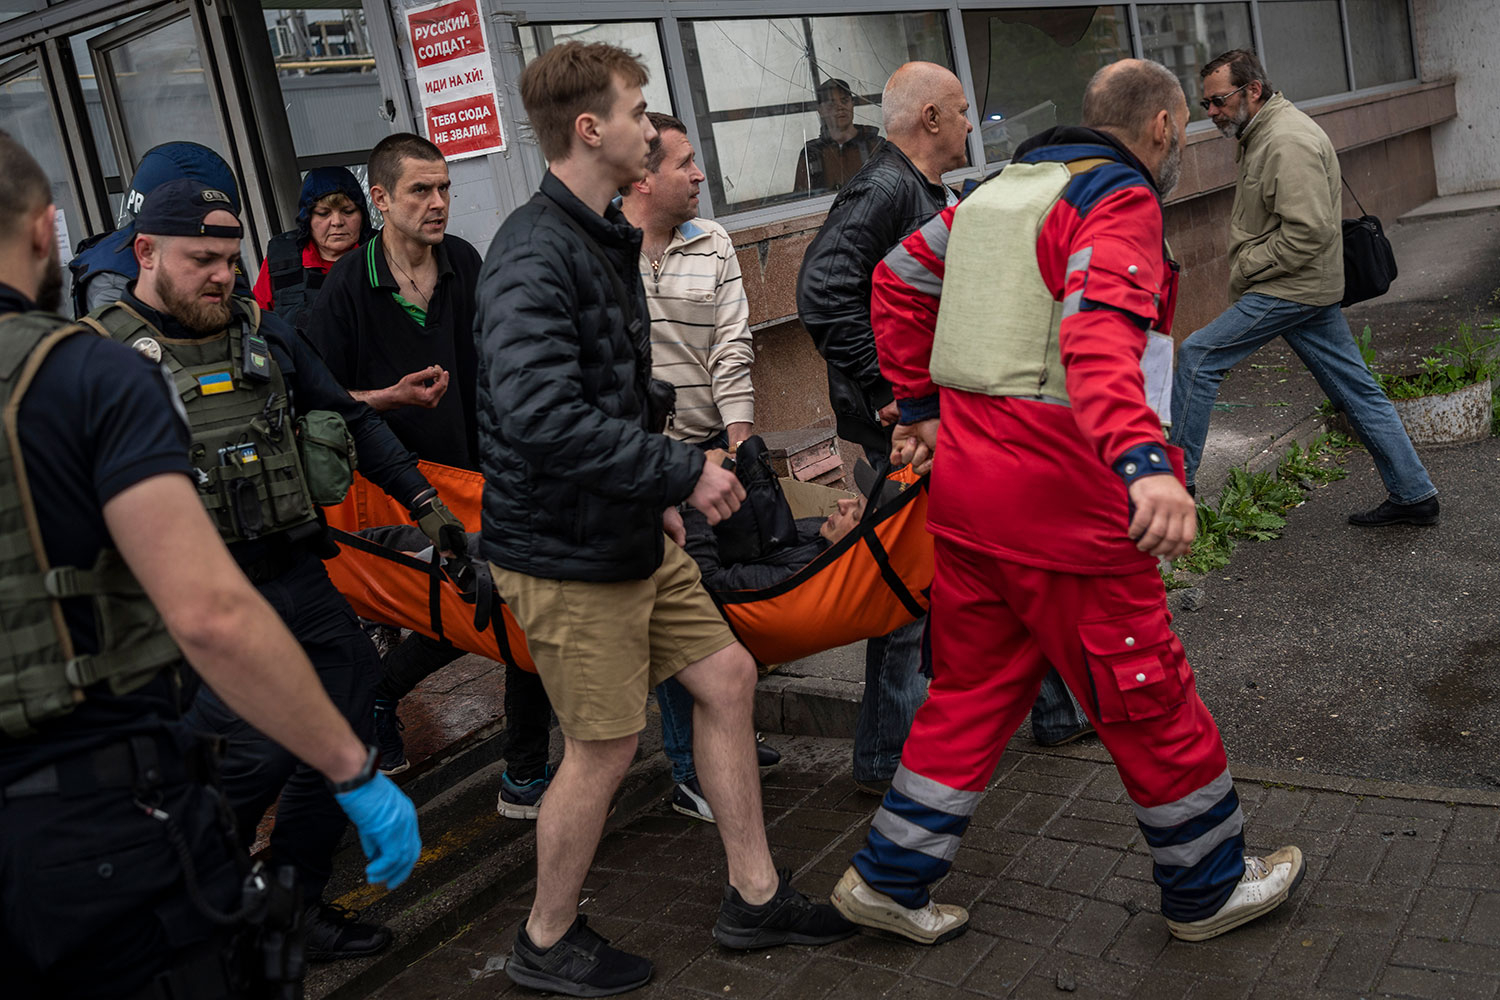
[622,113,779,820]
[620,112,756,452]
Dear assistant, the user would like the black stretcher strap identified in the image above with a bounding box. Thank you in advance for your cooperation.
[326,526,526,668]
[861,528,926,620]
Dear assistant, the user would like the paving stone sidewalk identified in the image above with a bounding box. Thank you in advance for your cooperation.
[369,736,1500,1000]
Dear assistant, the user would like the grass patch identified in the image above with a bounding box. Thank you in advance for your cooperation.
[1167,434,1354,579]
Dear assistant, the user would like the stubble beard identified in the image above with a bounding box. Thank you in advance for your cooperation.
[1156,129,1183,198]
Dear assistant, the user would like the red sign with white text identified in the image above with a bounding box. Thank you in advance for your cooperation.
[409,0,483,69]
[406,0,505,159]
[424,92,503,158]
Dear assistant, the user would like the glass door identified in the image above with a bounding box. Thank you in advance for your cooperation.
[86,4,233,186]
[0,50,90,301]
[83,1,277,264]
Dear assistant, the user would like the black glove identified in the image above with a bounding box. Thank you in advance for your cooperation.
[411,490,477,604]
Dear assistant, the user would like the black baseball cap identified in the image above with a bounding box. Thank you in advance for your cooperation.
[816,77,853,101]
[134,178,243,239]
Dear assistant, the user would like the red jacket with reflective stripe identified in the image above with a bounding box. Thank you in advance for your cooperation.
[871,138,1181,574]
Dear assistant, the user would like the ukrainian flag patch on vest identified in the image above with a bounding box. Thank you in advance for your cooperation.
[197,370,234,395]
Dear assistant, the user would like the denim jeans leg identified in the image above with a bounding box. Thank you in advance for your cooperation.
[1282,304,1437,504]
[1170,294,1313,489]
[655,676,697,785]
[1030,667,1089,743]
[854,619,928,781]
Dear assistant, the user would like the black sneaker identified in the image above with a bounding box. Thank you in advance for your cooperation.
[713,868,857,950]
[755,732,781,769]
[373,699,408,775]
[1348,496,1439,527]
[671,776,714,823]
[304,901,392,962]
[506,915,652,997]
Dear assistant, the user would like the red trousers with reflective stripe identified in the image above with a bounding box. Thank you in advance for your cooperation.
[901,537,1228,810]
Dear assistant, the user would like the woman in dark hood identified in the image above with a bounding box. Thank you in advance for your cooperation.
[251,166,376,329]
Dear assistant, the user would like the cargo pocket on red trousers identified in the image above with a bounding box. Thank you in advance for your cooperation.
[1079,610,1185,724]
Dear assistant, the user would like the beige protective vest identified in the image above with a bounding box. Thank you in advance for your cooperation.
[930,158,1110,403]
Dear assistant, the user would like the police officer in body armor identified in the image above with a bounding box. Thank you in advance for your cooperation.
[80,177,469,962]
[0,135,421,998]
[69,140,247,316]
[251,167,375,331]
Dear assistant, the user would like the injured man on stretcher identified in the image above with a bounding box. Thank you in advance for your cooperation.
[358,465,886,597]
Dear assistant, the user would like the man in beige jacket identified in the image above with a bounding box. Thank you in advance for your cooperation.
[1170,49,1437,527]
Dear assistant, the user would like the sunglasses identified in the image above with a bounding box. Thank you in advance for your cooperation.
[1199,82,1249,111]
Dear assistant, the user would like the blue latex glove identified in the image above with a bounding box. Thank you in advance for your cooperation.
[334,773,422,888]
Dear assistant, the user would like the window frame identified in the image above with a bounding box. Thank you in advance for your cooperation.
[510,0,1418,229]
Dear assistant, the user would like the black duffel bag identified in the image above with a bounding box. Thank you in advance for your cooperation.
[1340,179,1397,307]
[713,435,798,566]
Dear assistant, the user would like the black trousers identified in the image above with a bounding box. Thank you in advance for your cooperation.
[187,549,379,902]
[0,737,246,999]
[375,634,553,781]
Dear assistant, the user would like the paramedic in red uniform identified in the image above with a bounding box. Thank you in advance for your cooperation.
[828,59,1305,946]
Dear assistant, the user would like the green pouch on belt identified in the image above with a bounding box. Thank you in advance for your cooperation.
[297,409,358,505]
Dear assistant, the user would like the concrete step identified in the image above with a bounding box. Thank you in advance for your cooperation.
[1398,187,1500,223]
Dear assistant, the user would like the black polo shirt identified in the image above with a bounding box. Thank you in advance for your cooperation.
[303,231,482,469]
[0,282,194,784]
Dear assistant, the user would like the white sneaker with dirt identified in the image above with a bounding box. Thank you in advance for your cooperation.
[829,866,968,945]
[1166,845,1305,942]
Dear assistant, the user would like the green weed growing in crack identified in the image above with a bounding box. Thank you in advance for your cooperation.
[1167,435,1354,578]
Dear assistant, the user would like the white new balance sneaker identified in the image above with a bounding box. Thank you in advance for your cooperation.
[830,866,968,945]
[1166,845,1305,942]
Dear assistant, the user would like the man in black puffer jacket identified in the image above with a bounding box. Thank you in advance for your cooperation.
[475,41,853,998]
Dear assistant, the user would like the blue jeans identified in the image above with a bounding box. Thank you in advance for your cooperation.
[854,620,927,782]
[656,676,698,784]
[1030,667,1090,743]
[1170,293,1436,503]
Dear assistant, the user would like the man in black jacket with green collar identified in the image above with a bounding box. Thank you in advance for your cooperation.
[475,41,852,997]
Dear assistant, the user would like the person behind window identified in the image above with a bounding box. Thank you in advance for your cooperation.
[793,77,884,195]
[251,167,375,332]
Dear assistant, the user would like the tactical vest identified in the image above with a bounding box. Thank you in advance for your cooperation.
[264,232,326,332]
[83,298,320,545]
[930,158,1112,404]
[0,312,181,738]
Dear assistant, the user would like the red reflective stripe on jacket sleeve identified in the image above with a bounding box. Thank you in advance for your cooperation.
[1052,186,1169,468]
[871,205,955,402]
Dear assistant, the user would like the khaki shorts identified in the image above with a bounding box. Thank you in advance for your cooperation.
[490,542,737,741]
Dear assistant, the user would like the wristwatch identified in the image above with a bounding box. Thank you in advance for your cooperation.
[328,744,380,794]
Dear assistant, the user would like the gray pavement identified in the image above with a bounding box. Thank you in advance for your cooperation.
[1174,436,1500,790]
[365,737,1500,1000]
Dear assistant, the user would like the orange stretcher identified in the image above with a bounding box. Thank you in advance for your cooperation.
[321,461,932,671]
